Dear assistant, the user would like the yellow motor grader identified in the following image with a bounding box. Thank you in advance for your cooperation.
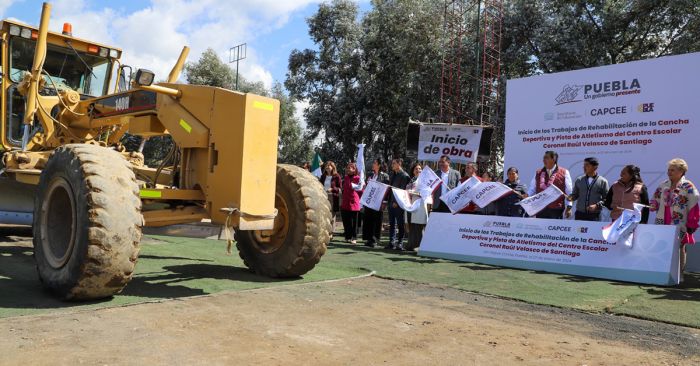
[1,3,331,300]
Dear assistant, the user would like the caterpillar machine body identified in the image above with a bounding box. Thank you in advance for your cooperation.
[1,3,331,299]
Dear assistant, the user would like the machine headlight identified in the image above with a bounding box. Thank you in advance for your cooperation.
[99,47,109,58]
[20,28,31,39]
[9,25,20,36]
[135,69,155,86]
[109,49,119,58]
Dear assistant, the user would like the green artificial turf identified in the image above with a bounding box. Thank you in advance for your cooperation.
[1,233,698,328]
[0,235,366,319]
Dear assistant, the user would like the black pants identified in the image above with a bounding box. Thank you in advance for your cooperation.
[536,208,564,219]
[388,206,405,245]
[406,223,425,251]
[362,208,383,245]
[575,211,601,221]
[341,210,359,240]
[431,204,450,213]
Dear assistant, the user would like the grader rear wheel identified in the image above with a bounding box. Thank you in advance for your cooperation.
[33,144,143,300]
[235,164,331,277]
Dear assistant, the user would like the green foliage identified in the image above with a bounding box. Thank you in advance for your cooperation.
[286,0,365,165]
[273,82,312,164]
[502,0,700,76]
[361,0,444,160]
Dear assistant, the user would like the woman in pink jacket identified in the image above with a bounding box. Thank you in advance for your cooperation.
[341,162,362,244]
[650,158,699,278]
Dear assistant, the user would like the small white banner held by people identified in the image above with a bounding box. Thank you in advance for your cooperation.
[392,188,422,212]
[352,143,366,191]
[517,184,564,217]
[415,165,442,200]
[469,182,514,208]
[360,179,389,211]
[602,203,645,247]
[418,124,483,163]
[440,176,482,213]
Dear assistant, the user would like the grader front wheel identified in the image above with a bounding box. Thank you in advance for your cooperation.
[235,164,331,277]
[33,144,143,300]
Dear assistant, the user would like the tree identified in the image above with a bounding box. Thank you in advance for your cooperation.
[361,0,444,161]
[286,0,366,165]
[272,82,312,164]
[502,1,700,76]
[184,48,236,88]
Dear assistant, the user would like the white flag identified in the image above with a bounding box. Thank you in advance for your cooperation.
[392,188,423,212]
[517,184,564,217]
[602,203,644,247]
[360,179,389,211]
[415,166,442,200]
[352,143,366,191]
[469,182,514,208]
[439,176,482,213]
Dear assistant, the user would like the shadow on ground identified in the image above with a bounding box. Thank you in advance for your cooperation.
[641,273,700,302]
[0,244,284,310]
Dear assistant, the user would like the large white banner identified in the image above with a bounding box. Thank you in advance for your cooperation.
[418,124,483,163]
[419,214,680,285]
[504,52,700,271]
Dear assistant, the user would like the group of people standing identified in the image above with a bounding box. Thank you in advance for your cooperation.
[495,150,698,274]
[318,158,429,252]
[316,150,699,275]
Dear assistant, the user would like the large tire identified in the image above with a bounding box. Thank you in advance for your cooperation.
[235,164,331,277]
[33,144,143,300]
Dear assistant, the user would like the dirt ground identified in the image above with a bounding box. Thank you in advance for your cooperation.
[1,276,698,366]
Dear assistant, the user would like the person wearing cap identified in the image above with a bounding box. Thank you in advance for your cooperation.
[568,157,609,221]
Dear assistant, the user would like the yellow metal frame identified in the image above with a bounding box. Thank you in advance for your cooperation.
[0,3,282,231]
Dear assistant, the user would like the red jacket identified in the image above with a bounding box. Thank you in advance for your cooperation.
[535,167,568,209]
[341,174,361,211]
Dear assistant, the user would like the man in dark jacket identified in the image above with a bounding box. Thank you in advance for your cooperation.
[363,159,390,248]
[497,167,528,217]
[431,155,461,213]
[568,157,609,221]
[387,158,410,250]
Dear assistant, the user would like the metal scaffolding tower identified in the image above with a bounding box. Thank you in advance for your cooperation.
[439,0,503,127]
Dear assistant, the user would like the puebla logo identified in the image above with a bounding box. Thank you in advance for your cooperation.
[556,78,641,105]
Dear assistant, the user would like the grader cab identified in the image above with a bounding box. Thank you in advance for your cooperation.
[0,3,331,300]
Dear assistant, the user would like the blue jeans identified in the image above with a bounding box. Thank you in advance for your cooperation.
[388,205,405,245]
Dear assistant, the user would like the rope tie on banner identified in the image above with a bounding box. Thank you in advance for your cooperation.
[219,207,278,255]
[223,212,234,255]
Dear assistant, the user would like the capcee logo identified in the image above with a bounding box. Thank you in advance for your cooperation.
[547,225,572,232]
